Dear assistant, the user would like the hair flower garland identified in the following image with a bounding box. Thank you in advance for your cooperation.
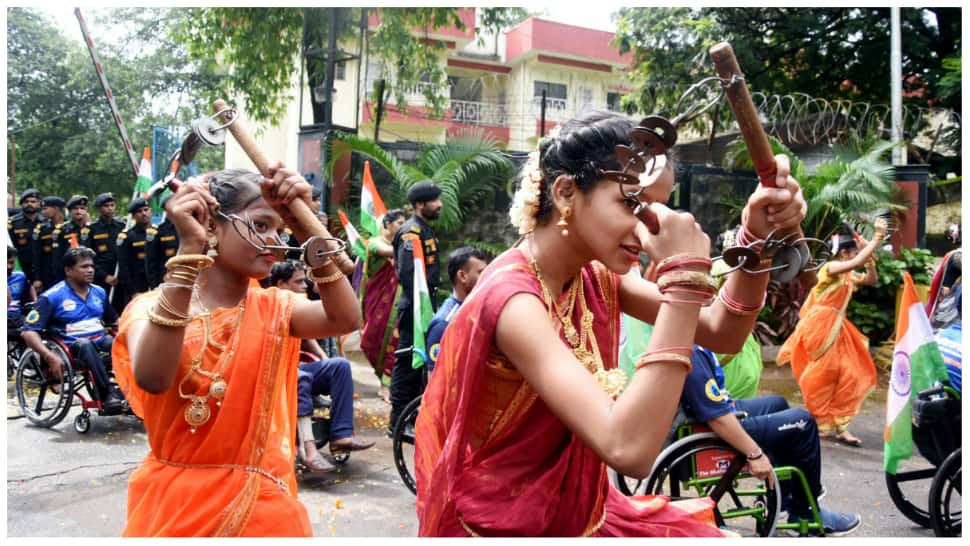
[509,125,562,235]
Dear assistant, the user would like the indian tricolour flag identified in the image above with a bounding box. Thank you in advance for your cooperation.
[410,239,435,369]
[133,148,160,210]
[884,272,950,474]
[360,160,387,238]
[337,209,367,258]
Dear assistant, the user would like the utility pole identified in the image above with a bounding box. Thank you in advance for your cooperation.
[323,7,338,127]
[891,7,905,165]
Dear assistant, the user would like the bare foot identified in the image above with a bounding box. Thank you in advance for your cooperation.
[378,386,391,405]
[835,430,863,447]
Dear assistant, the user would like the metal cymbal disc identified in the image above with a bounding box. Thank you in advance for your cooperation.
[303,237,333,269]
[722,246,760,268]
[771,245,803,283]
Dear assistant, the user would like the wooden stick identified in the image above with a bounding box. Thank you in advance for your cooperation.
[212,99,327,239]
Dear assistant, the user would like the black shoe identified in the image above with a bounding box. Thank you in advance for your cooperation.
[102,390,125,413]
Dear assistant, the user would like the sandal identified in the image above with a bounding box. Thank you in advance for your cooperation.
[835,431,863,447]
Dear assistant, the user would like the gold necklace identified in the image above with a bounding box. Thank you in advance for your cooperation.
[528,236,628,398]
[177,291,246,432]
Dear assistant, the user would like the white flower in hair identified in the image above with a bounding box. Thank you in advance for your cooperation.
[510,150,542,235]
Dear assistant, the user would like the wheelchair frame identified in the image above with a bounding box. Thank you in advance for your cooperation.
[14,333,129,433]
[885,384,961,537]
[614,419,824,537]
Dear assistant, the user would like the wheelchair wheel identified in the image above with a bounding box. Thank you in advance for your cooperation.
[393,395,422,495]
[929,448,961,537]
[15,341,74,428]
[886,467,936,528]
[642,432,780,537]
[74,411,91,434]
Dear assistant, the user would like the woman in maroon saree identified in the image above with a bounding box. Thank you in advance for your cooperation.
[414,112,808,537]
[358,209,406,399]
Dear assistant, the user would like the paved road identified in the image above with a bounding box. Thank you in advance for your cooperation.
[5,353,943,537]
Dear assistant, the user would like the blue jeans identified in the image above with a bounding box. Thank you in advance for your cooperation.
[735,395,822,516]
[297,358,354,442]
[69,334,114,400]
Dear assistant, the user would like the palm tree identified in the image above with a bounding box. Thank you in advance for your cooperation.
[722,134,903,241]
[722,134,903,345]
[325,128,515,236]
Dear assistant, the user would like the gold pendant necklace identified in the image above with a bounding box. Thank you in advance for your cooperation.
[177,291,246,432]
[528,235,628,398]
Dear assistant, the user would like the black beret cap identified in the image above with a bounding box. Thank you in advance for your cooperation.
[94,192,116,207]
[406,180,442,204]
[66,195,89,210]
[42,196,66,208]
[19,189,40,204]
[128,197,150,213]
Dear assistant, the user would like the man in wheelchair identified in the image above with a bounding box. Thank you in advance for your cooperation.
[680,347,862,536]
[20,246,125,412]
[269,260,375,474]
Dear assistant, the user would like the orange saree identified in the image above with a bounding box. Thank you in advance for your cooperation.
[777,263,877,430]
[414,249,725,537]
[112,286,310,537]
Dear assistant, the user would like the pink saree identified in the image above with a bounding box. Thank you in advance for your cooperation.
[358,240,400,382]
[414,249,725,537]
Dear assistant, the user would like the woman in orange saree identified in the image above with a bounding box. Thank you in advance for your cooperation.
[777,220,886,447]
[358,209,405,400]
[415,111,808,537]
[113,167,360,536]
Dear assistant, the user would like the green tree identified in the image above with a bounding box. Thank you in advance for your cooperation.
[613,7,961,119]
[172,7,531,127]
[7,8,224,205]
[325,128,514,236]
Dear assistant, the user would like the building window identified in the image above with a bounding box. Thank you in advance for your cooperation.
[607,92,624,112]
[534,81,567,100]
[335,62,346,81]
[449,76,483,102]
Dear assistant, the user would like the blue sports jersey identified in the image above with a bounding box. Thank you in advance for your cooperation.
[681,346,737,423]
[24,281,118,344]
[8,271,28,320]
[426,295,462,368]
[935,323,962,393]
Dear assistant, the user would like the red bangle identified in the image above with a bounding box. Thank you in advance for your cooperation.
[643,346,694,357]
[718,287,766,315]
[657,257,713,276]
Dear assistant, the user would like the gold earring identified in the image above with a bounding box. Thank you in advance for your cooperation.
[207,232,219,258]
[557,206,571,237]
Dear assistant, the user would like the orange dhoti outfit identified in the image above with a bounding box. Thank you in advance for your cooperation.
[415,249,727,537]
[113,287,311,536]
[777,263,877,432]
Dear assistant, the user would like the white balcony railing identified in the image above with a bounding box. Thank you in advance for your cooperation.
[450,99,508,126]
[530,96,571,121]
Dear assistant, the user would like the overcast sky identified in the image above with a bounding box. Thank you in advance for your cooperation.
[43,5,620,43]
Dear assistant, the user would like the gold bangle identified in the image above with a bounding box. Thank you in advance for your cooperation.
[166,254,214,271]
[657,271,717,292]
[157,292,192,321]
[634,353,693,372]
[167,272,199,285]
[307,268,345,285]
[147,307,193,328]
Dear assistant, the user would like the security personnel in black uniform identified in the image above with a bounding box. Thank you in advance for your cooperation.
[388,180,443,434]
[116,198,155,306]
[31,196,66,292]
[8,188,42,283]
[51,195,91,284]
[88,192,127,311]
[145,194,179,289]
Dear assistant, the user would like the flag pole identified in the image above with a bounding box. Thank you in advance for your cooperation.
[75,8,144,304]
